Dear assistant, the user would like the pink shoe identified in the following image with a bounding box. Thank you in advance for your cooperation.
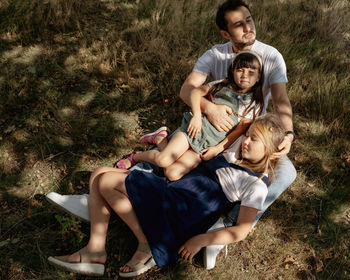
[115,152,137,170]
[140,126,169,145]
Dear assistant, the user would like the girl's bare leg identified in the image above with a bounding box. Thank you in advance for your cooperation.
[65,167,129,263]
[164,149,202,181]
[97,170,151,272]
[133,131,190,168]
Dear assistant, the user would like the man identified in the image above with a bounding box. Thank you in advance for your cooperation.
[179,0,296,269]
[46,0,296,270]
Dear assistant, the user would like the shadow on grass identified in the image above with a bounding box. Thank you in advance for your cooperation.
[0,0,189,279]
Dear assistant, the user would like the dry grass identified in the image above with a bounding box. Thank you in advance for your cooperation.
[0,0,349,279]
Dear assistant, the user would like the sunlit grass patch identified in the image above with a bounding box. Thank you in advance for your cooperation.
[0,141,20,174]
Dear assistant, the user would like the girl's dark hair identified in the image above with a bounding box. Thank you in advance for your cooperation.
[216,0,251,31]
[206,52,264,119]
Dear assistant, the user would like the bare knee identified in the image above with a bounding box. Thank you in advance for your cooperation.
[90,166,110,189]
[98,172,116,196]
[164,166,183,181]
[154,153,173,168]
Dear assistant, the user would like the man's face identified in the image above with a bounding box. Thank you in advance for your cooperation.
[221,6,256,51]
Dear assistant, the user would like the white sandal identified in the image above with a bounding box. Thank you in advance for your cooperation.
[48,247,106,276]
[119,243,156,278]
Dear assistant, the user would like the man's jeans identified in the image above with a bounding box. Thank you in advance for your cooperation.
[131,155,297,229]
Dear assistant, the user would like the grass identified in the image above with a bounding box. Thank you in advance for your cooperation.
[0,0,349,279]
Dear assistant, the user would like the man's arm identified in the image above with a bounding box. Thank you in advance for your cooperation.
[180,72,235,132]
[270,82,294,155]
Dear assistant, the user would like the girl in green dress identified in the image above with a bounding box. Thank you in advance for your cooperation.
[117,51,264,181]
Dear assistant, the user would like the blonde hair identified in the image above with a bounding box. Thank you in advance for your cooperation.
[237,114,285,180]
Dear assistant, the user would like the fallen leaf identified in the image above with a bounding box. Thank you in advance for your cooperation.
[324,250,332,259]
[284,256,296,264]
[316,261,323,272]
[27,208,32,218]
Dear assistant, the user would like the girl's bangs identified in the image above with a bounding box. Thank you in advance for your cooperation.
[235,58,259,70]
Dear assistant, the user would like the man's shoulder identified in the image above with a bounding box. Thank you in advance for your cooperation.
[252,40,282,57]
[207,41,233,55]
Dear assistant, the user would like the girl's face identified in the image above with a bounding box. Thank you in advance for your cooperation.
[233,60,261,93]
[241,126,266,163]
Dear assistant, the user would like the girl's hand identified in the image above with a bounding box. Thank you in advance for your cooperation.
[200,145,221,161]
[178,234,207,263]
[187,115,202,138]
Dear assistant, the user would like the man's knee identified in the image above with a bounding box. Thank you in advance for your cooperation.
[274,155,297,188]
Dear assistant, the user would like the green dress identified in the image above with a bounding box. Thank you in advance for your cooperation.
[179,86,253,154]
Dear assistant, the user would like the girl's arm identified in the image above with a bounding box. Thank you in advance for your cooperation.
[189,85,209,117]
[187,85,210,138]
[178,206,258,263]
[201,118,252,161]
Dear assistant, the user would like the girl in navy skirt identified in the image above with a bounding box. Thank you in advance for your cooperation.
[48,114,285,278]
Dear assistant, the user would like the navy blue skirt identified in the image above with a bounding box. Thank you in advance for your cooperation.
[125,155,234,268]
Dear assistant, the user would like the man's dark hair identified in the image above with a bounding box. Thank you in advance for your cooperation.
[216,0,251,31]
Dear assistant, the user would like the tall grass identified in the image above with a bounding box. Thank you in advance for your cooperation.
[253,0,350,133]
[0,0,84,42]
[0,0,349,279]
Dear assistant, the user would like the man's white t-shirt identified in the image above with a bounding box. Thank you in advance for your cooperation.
[214,136,268,210]
[193,40,288,112]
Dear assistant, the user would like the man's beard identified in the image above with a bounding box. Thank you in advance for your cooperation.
[231,32,256,51]
[233,38,255,51]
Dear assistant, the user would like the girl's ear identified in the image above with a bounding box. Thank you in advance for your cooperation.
[220,30,231,40]
[257,72,261,82]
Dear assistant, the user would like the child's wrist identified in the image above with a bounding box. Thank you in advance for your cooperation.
[193,112,201,118]
[216,144,224,152]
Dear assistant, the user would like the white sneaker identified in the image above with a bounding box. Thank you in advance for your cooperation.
[204,217,226,270]
[46,192,90,222]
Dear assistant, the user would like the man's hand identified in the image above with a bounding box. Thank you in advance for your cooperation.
[206,103,234,132]
[178,234,207,263]
[273,134,293,157]
[201,145,222,161]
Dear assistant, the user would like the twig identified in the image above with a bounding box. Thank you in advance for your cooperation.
[316,199,323,234]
